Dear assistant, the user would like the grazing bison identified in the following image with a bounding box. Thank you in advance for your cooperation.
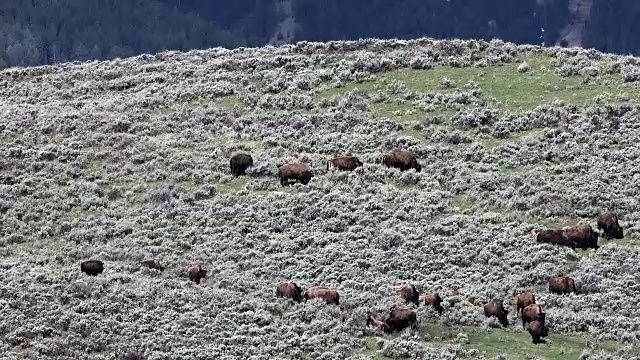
[382,150,422,172]
[229,153,253,176]
[548,275,577,295]
[521,304,542,329]
[399,284,420,306]
[483,302,509,327]
[304,286,339,305]
[528,313,549,344]
[276,281,303,303]
[385,307,418,332]
[423,293,444,315]
[536,229,576,249]
[565,224,599,250]
[366,315,392,334]
[80,260,104,276]
[188,264,207,284]
[327,156,363,172]
[141,257,163,271]
[516,291,536,314]
[278,162,314,186]
[597,210,624,240]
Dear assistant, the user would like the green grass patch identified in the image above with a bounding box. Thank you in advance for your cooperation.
[215,177,251,194]
[524,215,580,229]
[601,238,640,248]
[449,195,473,212]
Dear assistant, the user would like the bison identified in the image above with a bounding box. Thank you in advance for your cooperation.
[303,286,339,305]
[382,150,422,172]
[521,304,542,330]
[515,291,536,314]
[385,307,418,332]
[483,302,509,327]
[188,264,207,284]
[229,153,254,176]
[327,156,363,172]
[399,284,420,306]
[278,162,313,186]
[80,260,104,276]
[276,281,304,303]
[548,275,578,295]
[597,210,624,240]
[564,224,599,250]
[536,229,576,249]
[366,315,392,334]
[423,293,444,315]
[141,257,163,271]
[528,312,549,344]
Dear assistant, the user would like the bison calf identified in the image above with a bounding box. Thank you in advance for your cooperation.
[278,162,313,186]
[382,150,422,172]
[366,315,392,334]
[483,302,509,327]
[399,284,420,306]
[327,156,363,172]
[304,286,339,305]
[80,260,104,276]
[521,304,542,329]
[276,281,303,303]
[423,293,444,315]
[548,275,577,295]
[229,153,254,176]
[597,210,624,240]
[188,264,207,284]
[529,312,549,344]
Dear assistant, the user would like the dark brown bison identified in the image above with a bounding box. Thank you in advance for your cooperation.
[188,264,207,284]
[483,302,509,327]
[399,284,420,306]
[327,156,363,172]
[536,229,576,249]
[564,224,599,250]
[516,291,536,314]
[597,210,624,240]
[80,260,104,276]
[141,257,163,271]
[276,281,303,303]
[385,307,418,332]
[303,286,339,305]
[548,275,578,294]
[423,293,444,315]
[366,315,392,334]
[521,304,542,329]
[278,162,313,186]
[382,150,422,172]
[528,312,549,344]
[230,153,253,176]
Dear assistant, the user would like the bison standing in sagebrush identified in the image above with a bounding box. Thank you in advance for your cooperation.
[382,150,422,172]
[536,229,576,249]
[399,284,420,306]
[366,315,392,334]
[327,156,363,172]
[188,264,207,284]
[597,210,624,240]
[80,260,104,276]
[423,293,444,315]
[278,162,314,186]
[515,291,536,314]
[304,286,339,305]
[385,307,418,332]
[141,257,163,271]
[521,304,542,330]
[483,302,509,327]
[229,153,253,176]
[564,224,599,250]
[276,281,304,303]
[548,275,577,295]
[529,313,549,344]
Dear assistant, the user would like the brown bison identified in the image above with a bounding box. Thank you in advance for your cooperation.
[188,264,207,284]
[278,162,314,186]
[399,284,420,306]
[276,281,304,303]
[548,275,578,295]
[483,302,509,327]
[423,293,444,315]
[382,150,422,172]
[385,307,418,332]
[141,257,163,271]
[303,286,339,305]
[230,153,254,176]
[521,304,542,329]
[536,229,576,249]
[515,291,536,314]
[528,312,549,344]
[366,315,392,334]
[564,224,599,250]
[327,156,363,172]
[597,210,624,240]
[80,260,104,276]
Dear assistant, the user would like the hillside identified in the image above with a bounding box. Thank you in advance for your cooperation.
[2,38,640,359]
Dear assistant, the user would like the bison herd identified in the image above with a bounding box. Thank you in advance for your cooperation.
[229,149,422,186]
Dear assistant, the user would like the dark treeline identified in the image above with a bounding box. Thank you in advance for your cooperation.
[0,0,639,70]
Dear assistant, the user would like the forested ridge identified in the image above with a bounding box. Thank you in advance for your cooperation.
[0,0,639,69]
